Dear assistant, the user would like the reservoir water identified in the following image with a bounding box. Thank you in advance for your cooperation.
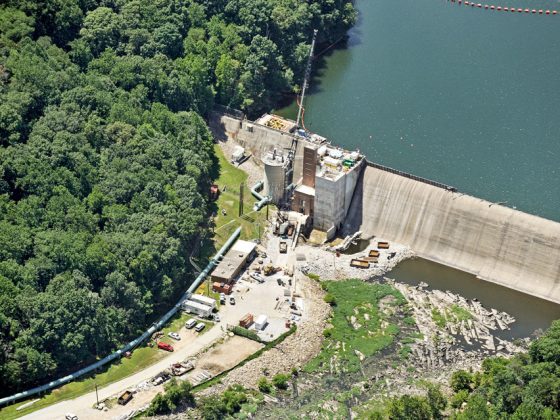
[277,0,560,331]
[278,0,560,222]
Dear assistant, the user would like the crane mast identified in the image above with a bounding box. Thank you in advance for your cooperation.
[296,29,318,128]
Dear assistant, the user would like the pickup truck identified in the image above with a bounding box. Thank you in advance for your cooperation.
[250,272,265,283]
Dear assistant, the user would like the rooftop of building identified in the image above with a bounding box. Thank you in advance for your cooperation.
[254,113,364,182]
[294,184,316,197]
[262,148,289,167]
[231,239,257,255]
[255,114,297,133]
[316,145,363,182]
[255,114,327,144]
[212,239,256,280]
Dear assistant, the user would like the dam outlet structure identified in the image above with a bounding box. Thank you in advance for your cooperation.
[209,108,560,304]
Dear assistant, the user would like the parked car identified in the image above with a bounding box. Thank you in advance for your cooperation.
[195,322,205,332]
[65,414,79,420]
[229,296,236,305]
[250,272,265,283]
[168,332,181,340]
[157,342,174,352]
[185,319,197,329]
[213,314,221,322]
[219,293,226,304]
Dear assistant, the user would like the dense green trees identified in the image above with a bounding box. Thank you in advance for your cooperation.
[448,322,560,419]
[0,0,356,397]
[381,321,560,419]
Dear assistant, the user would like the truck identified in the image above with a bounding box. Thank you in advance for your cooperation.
[350,259,370,269]
[157,341,174,352]
[171,362,194,376]
[279,241,287,254]
[118,391,133,406]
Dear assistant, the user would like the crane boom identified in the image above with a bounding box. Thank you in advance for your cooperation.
[296,29,318,128]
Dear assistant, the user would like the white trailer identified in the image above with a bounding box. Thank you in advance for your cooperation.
[182,300,213,318]
[189,294,216,310]
[254,314,268,331]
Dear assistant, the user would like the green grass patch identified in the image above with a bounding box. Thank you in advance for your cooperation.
[201,146,270,260]
[431,308,447,329]
[449,304,472,322]
[304,279,406,374]
[403,316,416,326]
[399,345,413,359]
[306,273,321,281]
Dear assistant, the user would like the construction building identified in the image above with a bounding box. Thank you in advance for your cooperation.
[210,111,364,240]
[211,239,257,284]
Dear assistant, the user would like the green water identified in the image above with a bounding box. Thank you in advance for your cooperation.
[278,0,560,222]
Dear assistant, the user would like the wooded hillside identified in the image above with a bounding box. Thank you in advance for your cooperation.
[0,0,356,395]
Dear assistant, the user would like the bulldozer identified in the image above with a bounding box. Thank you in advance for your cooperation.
[263,264,280,276]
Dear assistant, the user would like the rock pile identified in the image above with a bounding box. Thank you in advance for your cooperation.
[390,280,527,374]
[299,240,413,281]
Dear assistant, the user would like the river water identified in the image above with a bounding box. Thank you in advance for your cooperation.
[278,0,560,222]
[388,258,560,338]
[277,0,560,333]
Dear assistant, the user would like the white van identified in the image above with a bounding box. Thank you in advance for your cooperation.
[185,319,197,329]
[195,322,205,332]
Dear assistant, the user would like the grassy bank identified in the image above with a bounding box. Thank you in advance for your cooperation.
[305,279,406,373]
[200,145,269,259]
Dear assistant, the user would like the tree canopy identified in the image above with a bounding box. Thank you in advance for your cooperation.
[0,0,356,396]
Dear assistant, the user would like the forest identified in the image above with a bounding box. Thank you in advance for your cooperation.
[383,321,560,419]
[0,0,357,395]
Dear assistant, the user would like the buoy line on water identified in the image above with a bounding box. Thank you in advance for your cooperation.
[446,0,558,15]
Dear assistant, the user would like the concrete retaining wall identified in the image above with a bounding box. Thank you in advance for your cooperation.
[208,111,306,181]
[345,164,560,304]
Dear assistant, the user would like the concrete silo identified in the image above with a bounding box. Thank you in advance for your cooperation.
[262,149,288,205]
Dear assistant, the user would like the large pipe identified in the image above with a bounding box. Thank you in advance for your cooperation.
[251,180,270,211]
[0,227,242,407]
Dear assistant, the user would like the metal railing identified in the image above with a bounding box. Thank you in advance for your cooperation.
[366,161,457,192]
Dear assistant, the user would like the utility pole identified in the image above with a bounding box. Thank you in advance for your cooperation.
[239,183,244,216]
[95,383,99,408]
[296,29,318,128]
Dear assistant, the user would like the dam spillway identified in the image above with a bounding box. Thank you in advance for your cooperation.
[345,163,560,304]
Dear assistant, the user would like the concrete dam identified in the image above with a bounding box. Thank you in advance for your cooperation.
[345,163,560,304]
[209,110,560,305]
